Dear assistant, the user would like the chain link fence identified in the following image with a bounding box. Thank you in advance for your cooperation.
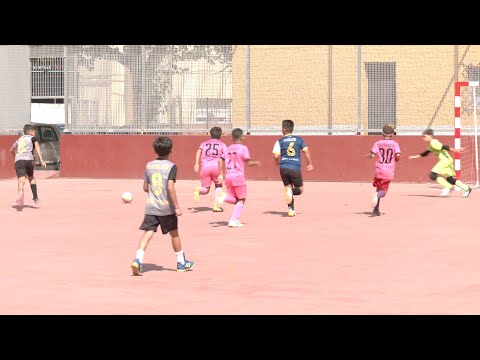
[2,45,480,135]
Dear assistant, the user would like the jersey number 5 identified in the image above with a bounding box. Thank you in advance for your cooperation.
[378,148,394,164]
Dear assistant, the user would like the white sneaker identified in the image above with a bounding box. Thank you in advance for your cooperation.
[285,187,293,205]
[193,186,201,203]
[371,192,378,208]
[463,188,472,198]
[440,188,451,196]
[228,220,244,227]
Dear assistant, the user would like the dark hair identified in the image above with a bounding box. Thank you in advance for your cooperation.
[23,124,35,134]
[153,136,173,157]
[382,124,395,135]
[232,128,243,140]
[422,129,434,136]
[210,126,222,139]
[282,119,294,133]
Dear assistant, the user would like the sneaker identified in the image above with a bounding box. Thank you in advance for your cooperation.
[131,258,143,276]
[212,205,224,212]
[193,186,201,203]
[287,207,296,217]
[371,193,378,208]
[372,209,381,216]
[177,259,195,272]
[440,188,451,196]
[228,219,244,227]
[214,191,227,208]
[15,190,24,206]
[463,188,473,198]
[285,187,293,205]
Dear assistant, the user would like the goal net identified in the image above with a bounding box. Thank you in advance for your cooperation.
[456,81,480,188]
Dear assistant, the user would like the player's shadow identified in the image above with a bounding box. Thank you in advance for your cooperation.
[402,194,441,198]
[142,263,176,273]
[11,205,39,212]
[189,206,212,213]
[209,221,230,227]
[263,210,289,217]
[355,211,384,217]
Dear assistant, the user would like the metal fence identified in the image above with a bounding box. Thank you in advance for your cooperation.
[2,45,480,135]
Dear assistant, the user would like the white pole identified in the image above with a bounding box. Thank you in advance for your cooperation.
[473,86,479,187]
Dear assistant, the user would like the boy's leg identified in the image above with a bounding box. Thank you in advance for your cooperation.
[168,229,195,272]
[288,170,303,216]
[431,162,454,195]
[131,230,155,276]
[28,176,39,203]
[228,185,246,227]
[194,168,212,202]
[212,167,224,211]
[16,177,26,205]
[446,176,472,197]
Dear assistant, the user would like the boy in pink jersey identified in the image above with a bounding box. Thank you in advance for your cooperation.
[215,128,260,227]
[366,124,401,216]
[193,127,228,212]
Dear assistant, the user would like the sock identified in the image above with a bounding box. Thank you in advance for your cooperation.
[289,198,295,210]
[455,180,469,191]
[199,187,209,195]
[175,250,185,265]
[377,190,386,198]
[225,194,237,204]
[436,177,453,189]
[214,187,222,201]
[136,249,145,263]
[292,187,301,196]
[31,184,38,199]
[230,202,244,222]
[374,198,380,212]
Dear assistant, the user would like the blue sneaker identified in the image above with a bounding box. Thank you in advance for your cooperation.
[131,258,143,276]
[177,259,195,272]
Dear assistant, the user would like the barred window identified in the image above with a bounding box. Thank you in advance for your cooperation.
[31,57,64,98]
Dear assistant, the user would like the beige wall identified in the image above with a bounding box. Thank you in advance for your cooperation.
[233,45,480,131]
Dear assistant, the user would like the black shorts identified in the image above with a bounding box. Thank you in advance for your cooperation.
[280,167,303,187]
[140,214,178,234]
[15,160,35,178]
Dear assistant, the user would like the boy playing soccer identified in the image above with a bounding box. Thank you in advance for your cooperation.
[409,129,472,197]
[193,126,228,211]
[366,124,401,216]
[131,136,194,276]
[9,124,46,206]
[272,119,313,217]
[215,128,260,228]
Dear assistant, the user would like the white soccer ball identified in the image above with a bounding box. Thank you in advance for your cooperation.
[122,192,133,203]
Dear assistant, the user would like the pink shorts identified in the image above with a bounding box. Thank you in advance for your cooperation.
[200,166,221,188]
[225,176,247,199]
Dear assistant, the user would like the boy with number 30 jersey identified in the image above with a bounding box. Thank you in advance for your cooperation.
[366,124,401,216]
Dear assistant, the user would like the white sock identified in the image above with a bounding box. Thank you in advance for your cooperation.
[136,249,145,263]
[175,250,185,265]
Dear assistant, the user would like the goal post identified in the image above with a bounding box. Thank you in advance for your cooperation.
[455,81,480,188]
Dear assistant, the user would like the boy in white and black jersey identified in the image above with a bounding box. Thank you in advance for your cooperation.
[9,124,46,206]
[131,136,195,275]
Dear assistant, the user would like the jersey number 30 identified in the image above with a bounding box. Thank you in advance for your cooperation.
[378,148,394,164]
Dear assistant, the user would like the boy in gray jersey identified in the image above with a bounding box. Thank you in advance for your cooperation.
[131,136,195,275]
[9,124,46,206]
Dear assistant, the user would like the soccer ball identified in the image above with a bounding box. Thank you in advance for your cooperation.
[121,192,133,203]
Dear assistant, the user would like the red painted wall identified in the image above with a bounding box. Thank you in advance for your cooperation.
[0,136,17,179]
[60,135,453,182]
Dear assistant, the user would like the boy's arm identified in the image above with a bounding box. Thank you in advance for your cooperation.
[246,159,261,166]
[303,148,313,171]
[9,145,16,157]
[218,157,225,182]
[34,140,46,167]
[167,180,182,216]
[272,140,281,166]
[143,180,149,192]
[409,150,430,159]
[194,148,202,173]
[167,165,182,216]
[366,151,376,158]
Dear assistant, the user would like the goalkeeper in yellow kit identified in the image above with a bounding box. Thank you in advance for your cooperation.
[409,129,472,197]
